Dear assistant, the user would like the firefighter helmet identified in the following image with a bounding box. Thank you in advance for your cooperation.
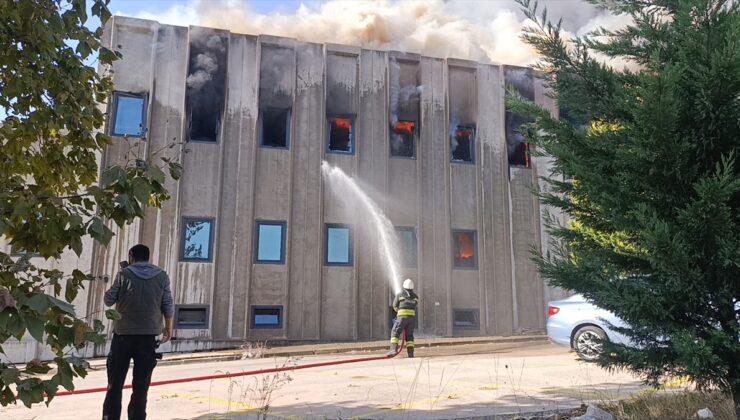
[402,278,414,290]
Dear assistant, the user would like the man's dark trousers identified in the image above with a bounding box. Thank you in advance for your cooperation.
[102,334,158,420]
[390,316,415,348]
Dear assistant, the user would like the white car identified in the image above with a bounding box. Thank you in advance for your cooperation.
[546,294,631,360]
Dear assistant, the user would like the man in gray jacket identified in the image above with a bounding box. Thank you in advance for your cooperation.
[102,244,174,420]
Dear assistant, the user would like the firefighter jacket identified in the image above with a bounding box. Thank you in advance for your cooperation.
[393,289,419,318]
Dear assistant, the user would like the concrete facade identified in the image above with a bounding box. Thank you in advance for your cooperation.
[1,16,567,360]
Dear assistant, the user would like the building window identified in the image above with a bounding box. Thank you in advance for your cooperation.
[395,226,417,267]
[451,126,475,163]
[509,142,530,167]
[10,245,39,257]
[186,29,228,142]
[452,230,477,269]
[390,121,416,158]
[181,218,214,262]
[260,108,291,148]
[251,306,282,329]
[327,115,354,154]
[453,309,480,329]
[254,221,286,264]
[325,224,352,266]
[175,305,209,329]
[111,92,147,137]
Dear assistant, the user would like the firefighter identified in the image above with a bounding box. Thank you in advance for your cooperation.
[387,278,418,358]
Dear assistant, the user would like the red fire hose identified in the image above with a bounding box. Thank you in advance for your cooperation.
[48,334,406,398]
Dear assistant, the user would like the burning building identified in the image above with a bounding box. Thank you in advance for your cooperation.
[2,16,567,360]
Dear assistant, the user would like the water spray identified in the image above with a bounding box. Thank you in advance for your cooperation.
[321,161,403,295]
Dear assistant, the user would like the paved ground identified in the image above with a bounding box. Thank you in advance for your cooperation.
[1,341,650,419]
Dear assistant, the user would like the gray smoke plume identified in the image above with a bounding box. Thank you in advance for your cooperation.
[186,29,228,141]
[504,66,534,163]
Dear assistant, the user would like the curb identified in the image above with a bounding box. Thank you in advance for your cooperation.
[89,335,548,369]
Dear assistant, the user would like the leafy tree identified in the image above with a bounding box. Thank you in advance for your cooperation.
[0,0,182,407]
[510,0,740,414]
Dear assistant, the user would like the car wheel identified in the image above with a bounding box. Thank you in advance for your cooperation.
[573,326,606,361]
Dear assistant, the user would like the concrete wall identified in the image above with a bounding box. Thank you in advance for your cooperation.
[3,16,563,361]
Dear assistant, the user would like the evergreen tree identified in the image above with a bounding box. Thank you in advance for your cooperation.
[510,0,740,414]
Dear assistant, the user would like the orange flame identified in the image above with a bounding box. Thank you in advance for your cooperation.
[457,233,474,260]
[524,143,530,168]
[332,118,352,130]
[455,128,473,141]
[393,121,415,135]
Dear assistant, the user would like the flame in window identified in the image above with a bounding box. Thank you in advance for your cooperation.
[393,121,415,136]
[456,128,473,141]
[457,233,474,260]
[332,117,352,130]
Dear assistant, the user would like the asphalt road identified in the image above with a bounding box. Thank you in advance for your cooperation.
[0,342,648,419]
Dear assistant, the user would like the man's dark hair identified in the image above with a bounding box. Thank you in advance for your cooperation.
[129,244,150,262]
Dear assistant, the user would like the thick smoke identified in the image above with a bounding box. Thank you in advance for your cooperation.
[186,28,228,141]
[504,66,534,165]
[132,0,629,66]
[259,45,295,109]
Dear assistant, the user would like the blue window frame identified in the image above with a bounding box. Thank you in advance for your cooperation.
[451,125,475,163]
[390,120,416,159]
[180,217,215,262]
[395,226,417,267]
[327,115,355,154]
[260,108,291,149]
[175,305,209,329]
[111,92,147,137]
[10,245,39,258]
[254,221,286,264]
[325,223,352,266]
[251,306,282,329]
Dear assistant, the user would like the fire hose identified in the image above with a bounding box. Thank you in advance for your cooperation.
[47,333,407,398]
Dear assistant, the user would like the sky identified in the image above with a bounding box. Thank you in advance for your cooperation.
[108,0,309,19]
[99,0,629,66]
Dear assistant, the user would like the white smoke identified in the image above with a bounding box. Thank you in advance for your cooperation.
[127,0,630,66]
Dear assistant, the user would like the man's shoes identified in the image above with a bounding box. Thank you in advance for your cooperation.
[407,347,414,358]
[386,344,399,357]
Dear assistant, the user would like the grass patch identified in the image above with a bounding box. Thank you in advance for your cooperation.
[603,391,735,420]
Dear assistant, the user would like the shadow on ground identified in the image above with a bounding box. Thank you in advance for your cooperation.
[174,378,643,420]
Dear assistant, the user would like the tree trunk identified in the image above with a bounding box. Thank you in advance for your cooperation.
[733,382,740,420]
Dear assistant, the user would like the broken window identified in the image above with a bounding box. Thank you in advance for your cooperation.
[181,217,214,261]
[389,57,420,158]
[260,108,290,148]
[111,92,147,137]
[251,306,282,329]
[509,142,530,167]
[451,126,475,162]
[255,221,286,264]
[326,52,358,154]
[396,226,417,267]
[505,66,534,168]
[175,305,209,329]
[449,66,477,163]
[325,224,352,265]
[327,116,354,153]
[453,309,480,329]
[390,121,416,158]
[186,29,228,142]
[452,230,477,269]
[259,45,294,150]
